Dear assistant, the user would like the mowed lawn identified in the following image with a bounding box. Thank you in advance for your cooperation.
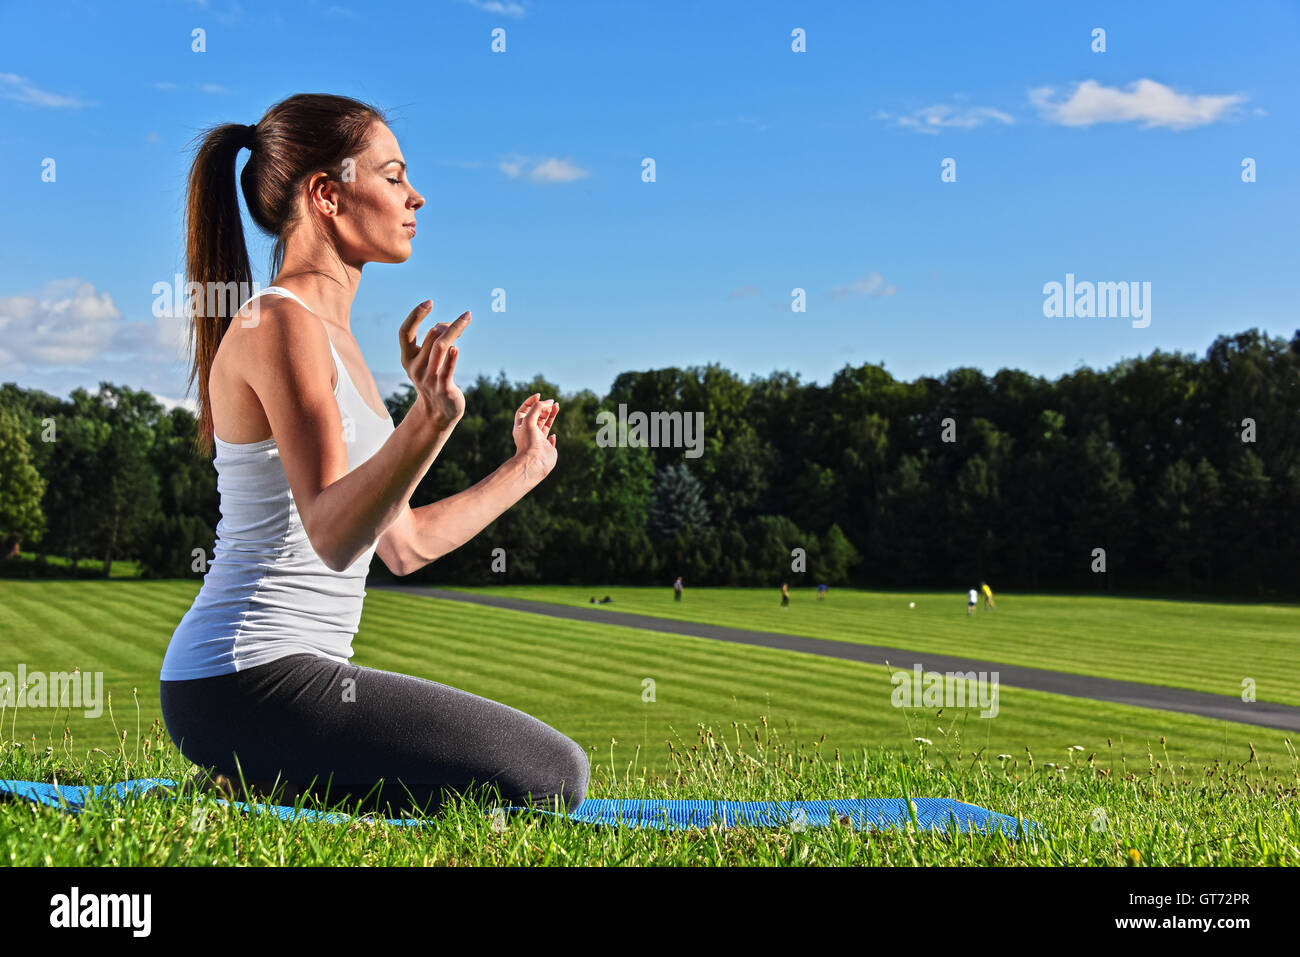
[0,580,1293,775]
[453,585,1300,707]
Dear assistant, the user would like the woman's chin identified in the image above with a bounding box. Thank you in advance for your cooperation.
[377,244,413,264]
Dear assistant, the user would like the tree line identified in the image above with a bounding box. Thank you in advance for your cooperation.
[1,327,1296,597]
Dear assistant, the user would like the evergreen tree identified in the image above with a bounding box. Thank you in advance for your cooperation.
[646,462,711,543]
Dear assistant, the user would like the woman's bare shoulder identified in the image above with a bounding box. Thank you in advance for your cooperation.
[219,294,336,388]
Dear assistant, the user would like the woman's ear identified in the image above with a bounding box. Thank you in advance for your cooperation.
[308,172,339,217]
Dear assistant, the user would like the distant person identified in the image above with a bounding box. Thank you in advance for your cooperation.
[599,596,613,604]
[673,576,683,602]
[817,583,828,601]
[981,581,996,610]
[781,582,790,608]
[967,587,978,616]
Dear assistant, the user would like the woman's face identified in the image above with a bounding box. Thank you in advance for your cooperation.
[319,121,425,265]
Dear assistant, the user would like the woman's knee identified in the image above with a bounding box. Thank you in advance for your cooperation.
[554,735,590,811]
[516,733,589,812]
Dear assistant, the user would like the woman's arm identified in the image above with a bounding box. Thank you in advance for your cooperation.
[376,454,540,575]
[241,298,467,573]
[377,394,559,575]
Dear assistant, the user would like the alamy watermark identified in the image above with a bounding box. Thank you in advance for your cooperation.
[0,664,103,719]
[49,886,150,937]
[595,403,704,459]
[1042,273,1150,328]
[890,665,999,718]
[152,275,265,325]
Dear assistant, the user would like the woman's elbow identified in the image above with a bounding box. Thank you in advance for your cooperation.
[304,525,349,573]
[319,548,350,574]
[386,548,429,577]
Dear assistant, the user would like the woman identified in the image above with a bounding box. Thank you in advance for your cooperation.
[158,93,588,818]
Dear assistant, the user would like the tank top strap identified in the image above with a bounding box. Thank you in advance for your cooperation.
[240,285,317,315]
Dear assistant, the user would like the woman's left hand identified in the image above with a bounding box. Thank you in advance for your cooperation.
[512,393,559,482]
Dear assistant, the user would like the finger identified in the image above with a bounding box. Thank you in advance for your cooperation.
[516,393,540,419]
[416,311,467,379]
[400,300,432,339]
[412,316,447,374]
[549,434,556,447]
[439,345,459,384]
[408,314,449,377]
[527,399,548,427]
[533,400,555,432]
[419,322,452,369]
[540,402,558,433]
[400,301,433,356]
[421,330,449,378]
[426,311,471,374]
[437,311,471,349]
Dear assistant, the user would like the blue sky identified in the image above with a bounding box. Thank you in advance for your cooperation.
[2,0,1297,411]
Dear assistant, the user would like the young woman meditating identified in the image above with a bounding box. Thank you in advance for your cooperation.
[159,93,587,818]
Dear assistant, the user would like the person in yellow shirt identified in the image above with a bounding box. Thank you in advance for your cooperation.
[981,581,996,610]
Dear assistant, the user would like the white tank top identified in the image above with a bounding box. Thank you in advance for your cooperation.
[160,286,396,680]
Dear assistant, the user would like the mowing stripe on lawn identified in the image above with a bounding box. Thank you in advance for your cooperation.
[378,585,1300,734]
[437,584,1299,706]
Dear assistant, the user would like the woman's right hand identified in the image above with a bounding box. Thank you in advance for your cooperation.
[399,300,470,426]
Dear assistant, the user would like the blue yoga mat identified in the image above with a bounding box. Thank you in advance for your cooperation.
[0,777,1039,838]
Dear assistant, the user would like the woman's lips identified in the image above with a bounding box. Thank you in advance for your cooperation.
[403,223,416,236]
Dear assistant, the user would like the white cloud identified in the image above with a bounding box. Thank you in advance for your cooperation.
[830,273,897,299]
[0,73,93,108]
[0,280,121,365]
[463,0,527,16]
[152,393,198,414]
[499,155,589,184]
[1030,78,1245,129]
[0,279,191,375]
[151,80,228,95]
[527,158,588,184]
[878,103,1013,135]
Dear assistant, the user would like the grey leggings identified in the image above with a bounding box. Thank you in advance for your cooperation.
[160,653,589,817]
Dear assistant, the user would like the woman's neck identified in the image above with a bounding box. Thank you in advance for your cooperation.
[271,260,361,333]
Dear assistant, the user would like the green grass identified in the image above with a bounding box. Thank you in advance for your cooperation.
[1,710,1296,866]
[451,584,1300,707]
[0,580,1294,769]
[1,579,1297,865]
[3,550,142,579]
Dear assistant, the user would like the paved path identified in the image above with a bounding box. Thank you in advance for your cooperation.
[375,585,1300,734]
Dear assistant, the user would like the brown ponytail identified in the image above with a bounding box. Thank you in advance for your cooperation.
[183,93,388,456]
